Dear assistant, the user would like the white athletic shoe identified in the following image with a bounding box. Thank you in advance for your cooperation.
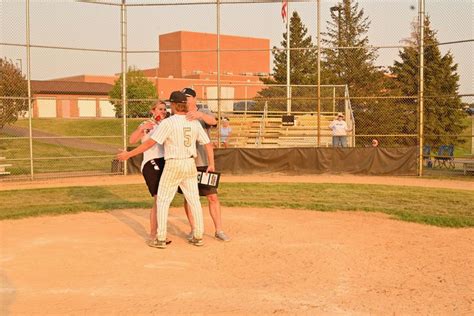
[186,231,195,241]
[215,231,231,242]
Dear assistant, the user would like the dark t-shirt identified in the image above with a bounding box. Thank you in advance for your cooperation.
[195,108,215,167]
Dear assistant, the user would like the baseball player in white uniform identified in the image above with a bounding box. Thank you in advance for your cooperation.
[117,91,215,249]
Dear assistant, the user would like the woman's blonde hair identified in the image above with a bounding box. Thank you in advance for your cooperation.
[151,100,166,110]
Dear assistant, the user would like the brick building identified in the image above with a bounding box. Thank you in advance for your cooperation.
[32,31,270,118]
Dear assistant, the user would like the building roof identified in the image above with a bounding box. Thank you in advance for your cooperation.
[31,80,113,95]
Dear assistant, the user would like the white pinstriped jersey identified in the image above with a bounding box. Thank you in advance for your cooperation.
[150,114,210,160]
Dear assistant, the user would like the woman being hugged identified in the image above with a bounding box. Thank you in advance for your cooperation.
[129,101,168,245]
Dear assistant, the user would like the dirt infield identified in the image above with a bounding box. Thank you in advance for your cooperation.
[1,206,473,315]
[1,175,473,314]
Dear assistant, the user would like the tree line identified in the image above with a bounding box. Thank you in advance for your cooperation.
[1,0,468,148]
[259,0,467,147]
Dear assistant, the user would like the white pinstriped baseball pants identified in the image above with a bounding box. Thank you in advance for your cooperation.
[156,158,204,241]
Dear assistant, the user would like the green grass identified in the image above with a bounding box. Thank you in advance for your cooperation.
[13,118,143,146]
[454,116,473,157]
[0,135,113,174]
[1,182,472,228]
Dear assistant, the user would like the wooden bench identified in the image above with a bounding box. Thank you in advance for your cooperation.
[455,159,474,175]
[464,162,474,175]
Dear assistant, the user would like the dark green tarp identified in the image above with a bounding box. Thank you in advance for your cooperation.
[128,147,417,176]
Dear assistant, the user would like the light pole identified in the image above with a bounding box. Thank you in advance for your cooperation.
[16,59,23,74]
[330,4,342,116]
[330,5,342,61]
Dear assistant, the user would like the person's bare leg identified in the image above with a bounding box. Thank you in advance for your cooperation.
[184,199,195,231]
[207,194,222,232]
[208,194,231,241]
[149,195,158,240]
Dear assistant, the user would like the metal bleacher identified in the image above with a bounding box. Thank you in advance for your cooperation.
[210,112,337,148]
[0,157,12,176]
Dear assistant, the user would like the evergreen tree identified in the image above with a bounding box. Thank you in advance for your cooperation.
[323,0,401,146]
[322,0,382,97]
[258,11,324,112]
[0,58,29,128]
[109,67,157,117]
[391,17,467,147]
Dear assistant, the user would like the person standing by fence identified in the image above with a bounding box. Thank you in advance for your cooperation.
[217,117,232,148]
[329,112,352,148]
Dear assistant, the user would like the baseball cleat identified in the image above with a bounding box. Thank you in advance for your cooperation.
[147,238,168,249]
[188,237,204,247]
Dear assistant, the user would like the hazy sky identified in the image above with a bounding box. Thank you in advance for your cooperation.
[1,0,472,94]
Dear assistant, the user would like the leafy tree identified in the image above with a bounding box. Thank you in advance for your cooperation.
[258,11,328,112]
[109,67,157,117]
[391,17,467,147]
[0,58,29,128]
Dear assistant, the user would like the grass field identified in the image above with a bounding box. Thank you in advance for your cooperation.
[13,118,142,147]
[1,182,472,227]
[0,134,113,174]
[453,116,473,156]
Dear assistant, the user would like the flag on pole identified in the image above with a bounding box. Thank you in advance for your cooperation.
[281,0,288,23]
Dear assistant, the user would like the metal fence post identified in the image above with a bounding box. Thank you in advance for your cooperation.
[26,0,34,180]
[121,0,128,175]
[286,1,291,114]
[418,0,425,176]
[317,0,321,147]
[216,0,221,148]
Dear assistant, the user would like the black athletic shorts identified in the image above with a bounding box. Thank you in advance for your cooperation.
[177,166,218,197]
[142,158,165,196]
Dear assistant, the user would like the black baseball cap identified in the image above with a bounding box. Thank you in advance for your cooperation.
[167,91,187,104]
[182,87,196,98]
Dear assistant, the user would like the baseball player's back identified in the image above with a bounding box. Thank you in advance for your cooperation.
[151,111,212,247]
[153,114,209,160]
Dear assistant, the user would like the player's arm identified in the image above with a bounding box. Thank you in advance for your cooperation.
[204,143,215,172]
[116,139,156,161]
[129,121,154,144]
[186,110,217,126]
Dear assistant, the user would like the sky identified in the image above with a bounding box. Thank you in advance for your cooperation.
[0,0,472,94]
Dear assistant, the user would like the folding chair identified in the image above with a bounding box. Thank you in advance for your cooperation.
[433,145,455,169]
[422,145,432,168]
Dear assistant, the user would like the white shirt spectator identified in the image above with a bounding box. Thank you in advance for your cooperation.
[329,120,350,136]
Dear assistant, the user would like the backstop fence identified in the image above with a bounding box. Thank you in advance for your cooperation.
[0,0,472,180]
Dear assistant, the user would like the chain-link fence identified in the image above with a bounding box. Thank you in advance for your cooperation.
[1,0,472,180]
